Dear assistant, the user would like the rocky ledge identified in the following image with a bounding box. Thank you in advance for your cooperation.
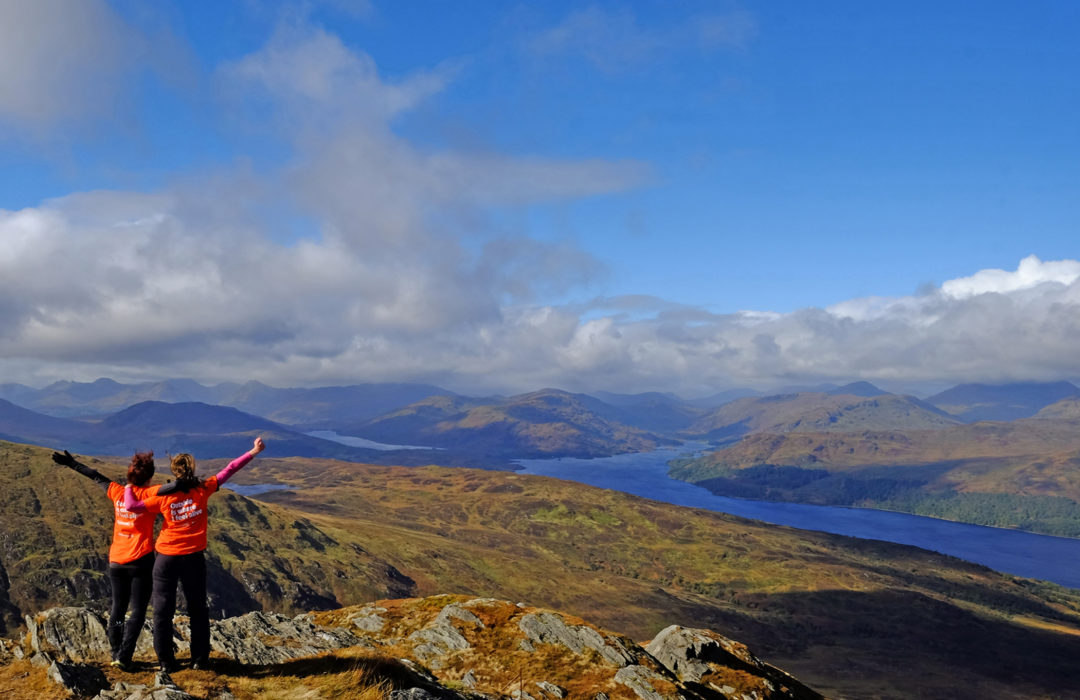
[4,595,822,700]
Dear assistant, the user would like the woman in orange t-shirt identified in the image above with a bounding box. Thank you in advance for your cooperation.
[51,449,170,671]
[128,436,265,672]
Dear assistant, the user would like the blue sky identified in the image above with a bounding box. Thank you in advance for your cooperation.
[1,1,1079,395]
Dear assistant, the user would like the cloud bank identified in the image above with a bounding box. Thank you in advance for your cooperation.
[2,14,1078,396]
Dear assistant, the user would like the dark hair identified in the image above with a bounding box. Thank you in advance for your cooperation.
[127,452,155,487]
[170,453,201,491]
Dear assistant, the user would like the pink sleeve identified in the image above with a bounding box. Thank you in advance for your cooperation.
[123,486,147,513]
[215,451,254,485]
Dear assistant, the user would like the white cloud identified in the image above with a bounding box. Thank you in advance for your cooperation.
[4,19,1079,397]
[941,255,1080,299]
[0,24,646,391]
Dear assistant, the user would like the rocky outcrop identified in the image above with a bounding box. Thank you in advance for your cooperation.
[646,626,823,700]
[312,595,821,700]
[7,596,821,700]
[209,610,370,665]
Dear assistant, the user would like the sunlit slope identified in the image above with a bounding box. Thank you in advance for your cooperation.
[240,456,1080,700]
[6,440,1080,698]
[671,416,1080,534]
[0,441,415,634]
[354,389,675,457]
[684,392,960,441]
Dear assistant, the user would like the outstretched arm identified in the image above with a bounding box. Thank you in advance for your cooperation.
[52,450,112,492]
[216,436,265,485]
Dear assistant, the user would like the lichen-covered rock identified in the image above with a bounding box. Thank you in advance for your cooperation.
[517,611,639,667]
[209,610,369,665]
[409,622,471,664]
[348,605,388,632]
[613,665,675,700]
[24,607,146,661]
[645,626,823,700]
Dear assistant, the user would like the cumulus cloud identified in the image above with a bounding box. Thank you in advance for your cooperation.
[0,23,643,390]
[941,255,1080,299]
[4,18,1079,397]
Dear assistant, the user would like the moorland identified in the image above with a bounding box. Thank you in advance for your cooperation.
[3,439,1080,699]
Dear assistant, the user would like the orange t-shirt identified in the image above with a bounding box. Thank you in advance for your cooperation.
[105,482,161,564]
[143,476,220,556]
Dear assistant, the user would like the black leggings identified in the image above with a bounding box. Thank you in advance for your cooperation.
[108,553,154,663]
[152,551,209,665]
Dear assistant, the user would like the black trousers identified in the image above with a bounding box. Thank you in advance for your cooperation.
[151,551,210,665]
[107,553,154,663]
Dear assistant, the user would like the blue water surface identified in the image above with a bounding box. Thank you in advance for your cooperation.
[514,446,1080,590]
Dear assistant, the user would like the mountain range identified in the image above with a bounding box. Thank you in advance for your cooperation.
[6,377,1080,536]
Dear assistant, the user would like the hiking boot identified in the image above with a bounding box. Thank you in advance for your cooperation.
[191,657,211,671]
[159,659,180,674]
[110,659,137,672]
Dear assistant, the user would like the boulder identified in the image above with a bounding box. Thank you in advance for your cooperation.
[348,605,388,633]
[209,611,368,665]
[645,626,823,700]
[26,608,111,661]
[517,612,639,667]
[613,665,674,700]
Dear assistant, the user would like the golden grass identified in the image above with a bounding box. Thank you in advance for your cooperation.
[0,660,69,700]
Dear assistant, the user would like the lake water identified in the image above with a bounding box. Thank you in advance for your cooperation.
[514,446,1080,590]
[306,430,440,451]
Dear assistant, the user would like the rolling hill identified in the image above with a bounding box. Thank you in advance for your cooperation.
[670,416,1080,535]
[926,380,1080,422]
[683,392,960,442]
[352,388,678,457]
[5,438,1080,698]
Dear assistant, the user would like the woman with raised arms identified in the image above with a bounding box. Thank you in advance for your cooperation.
[51,449,172,671]
[125,436,265,672]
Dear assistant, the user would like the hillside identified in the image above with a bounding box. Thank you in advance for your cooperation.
[354,389,676,457]
[684,392,959,441]
[670,418,1080,535]
[0,398,92,446]
[0,440,417,635]
[926,380,1080,422]
[6,438,1080,698]
[586,391,708,432]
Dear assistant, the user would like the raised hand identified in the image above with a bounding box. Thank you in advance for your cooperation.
[251,436,265,455]
[51,450,76,467]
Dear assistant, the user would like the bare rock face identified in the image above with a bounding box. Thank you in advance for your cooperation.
[518,611,641,667]
[645,626,824,700]
[26,607,110,661]
[208,610,370,665]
